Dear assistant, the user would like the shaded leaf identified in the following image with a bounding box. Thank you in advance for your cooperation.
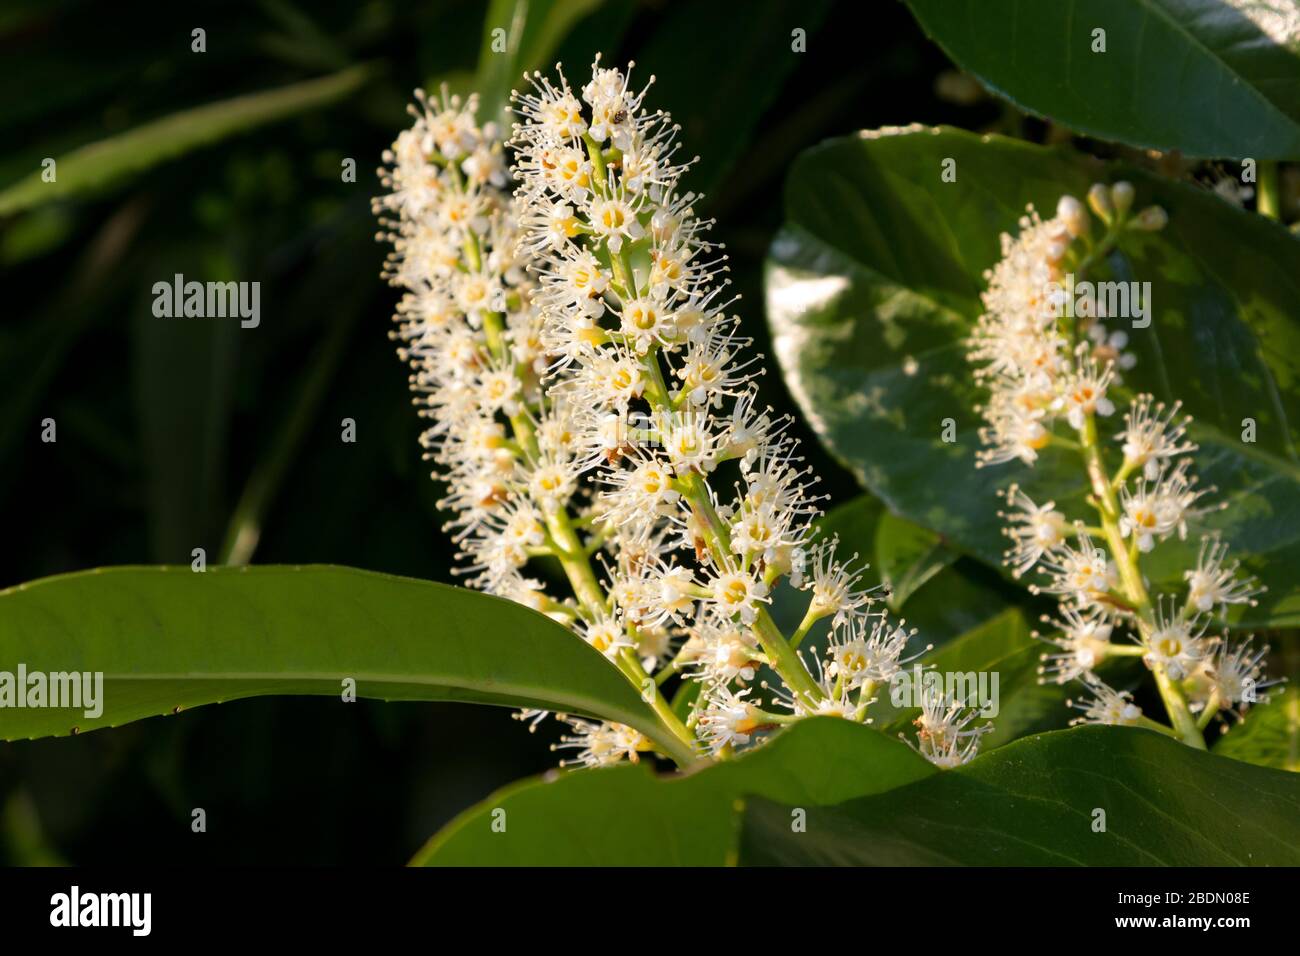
[633,0,834,197]
[739,725,1300,864]
[412,718,934,865]
[0,565,691,764]
[0,65,371,216]
[874,509,957,610]
[904,0,1300,158]
[1214,686,1300,771]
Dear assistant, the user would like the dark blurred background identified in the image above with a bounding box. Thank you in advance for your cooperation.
[0,0,1070,864]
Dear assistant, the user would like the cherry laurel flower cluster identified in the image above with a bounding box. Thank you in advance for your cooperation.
[969,181,1280,746]
[375,61,992,769]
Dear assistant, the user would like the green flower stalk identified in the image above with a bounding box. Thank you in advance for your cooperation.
[375,61,992,770]
[968,183,1281,748]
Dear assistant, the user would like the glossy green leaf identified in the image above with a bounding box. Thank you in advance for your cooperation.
[1214,686,1300,771]
[0,565,691,763]
[0,65,371,216]
[738,725,1300,865]
[766,126,1300,627]
[874,509,957,610]
[412,717,935,866]
[904,0,1300,159]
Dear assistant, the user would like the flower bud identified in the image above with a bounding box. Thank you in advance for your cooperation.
[1087,183,1113,225]
[1110,181,1135,216]
[1131,205,1168,231]
[1056,195,1089,238]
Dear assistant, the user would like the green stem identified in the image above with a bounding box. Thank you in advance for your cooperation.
[634,346,824,706]
[1258,161,1280,221]
[619,648,696,753]
[582,133,608,188]
[676,471,824,705]
[547,504,697,761]
[1105,643,1147,657]
[1195,692,1221,731]
[1080,412,1204,749]
[789,602,824,650]
[442,156,696,765]
[479,318,695,764]
[1137,715,1181,739]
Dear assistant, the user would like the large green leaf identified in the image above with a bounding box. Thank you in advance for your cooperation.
[0,65,371,216]
[1214,686,1300,771]
[738,725,1300,865]
[766,126,1300,627]
[874,508,958,611]
[0,565,691,763]
[904,0,1300,159]
[411,717,935,865]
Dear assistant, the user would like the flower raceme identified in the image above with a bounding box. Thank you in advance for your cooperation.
[969,182,1280,748]
[375,59,990,769]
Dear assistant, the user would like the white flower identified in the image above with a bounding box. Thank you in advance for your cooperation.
[1053,353,1116,431]
[1031,525,1115,605]
[1184,537,1264,615]
[1118,476,1164,552]
[601,451,680,530]
[969,186,1275,745]
[689,616,762,685]
[696,684,764,755]
[997,483,1068,576]
[975,395,1050,467]
[617,294,672,353]
[795,535,881,627]
[552,717,645,768]
[1067,674,1143,726]
[1036,607,1115,684]
[528,456,579,514]
[378,64,923,767]
[1207,637,1278,710]
[636,625,674,672]
[660,412,716,472]
[1086,322,1137,375]
[581,614,634,660]
[1143,598,1213,681]
[829,616,926,687]
[708,565,770,625]
[1117,394,1195,480]
[906,690,992,768]
[589,194,644,254]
